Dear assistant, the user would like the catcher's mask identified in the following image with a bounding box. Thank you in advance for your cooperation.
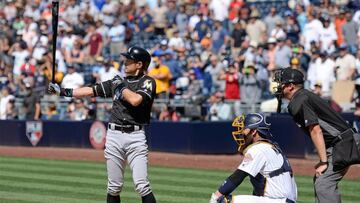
[232,114,245,152]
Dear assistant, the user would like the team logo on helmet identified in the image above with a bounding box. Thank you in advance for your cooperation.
[232,114,245,152]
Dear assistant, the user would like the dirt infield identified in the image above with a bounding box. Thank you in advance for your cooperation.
[0,146,359,179]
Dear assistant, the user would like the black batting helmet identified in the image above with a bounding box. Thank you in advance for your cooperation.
[121,46,151,70]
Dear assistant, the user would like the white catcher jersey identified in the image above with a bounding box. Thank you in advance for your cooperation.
[238,142,297,202]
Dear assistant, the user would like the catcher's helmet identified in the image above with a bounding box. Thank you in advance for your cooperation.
[121,46,151,70]
[244,113,271,138]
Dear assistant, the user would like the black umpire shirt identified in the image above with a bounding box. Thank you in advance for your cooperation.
[288,89,350,148]
[93,73,156,126]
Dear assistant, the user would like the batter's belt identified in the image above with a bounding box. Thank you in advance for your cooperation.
[108,123,143,133]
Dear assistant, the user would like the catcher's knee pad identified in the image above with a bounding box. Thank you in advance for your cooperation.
[218,194,233,203]
[135,181,152,197]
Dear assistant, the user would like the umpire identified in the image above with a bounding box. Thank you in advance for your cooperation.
[48,46,157,203]
[273,67,358,203]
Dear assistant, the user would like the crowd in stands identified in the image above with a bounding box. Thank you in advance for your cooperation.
[0,0,360,121]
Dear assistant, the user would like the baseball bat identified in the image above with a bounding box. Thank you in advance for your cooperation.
[51,0,59,83]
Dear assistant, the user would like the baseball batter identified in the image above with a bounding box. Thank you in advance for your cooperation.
[209,113,297,203]
[48,46,157,203]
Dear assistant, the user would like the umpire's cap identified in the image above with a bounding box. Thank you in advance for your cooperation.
[121,46,151,70]
[276,67,305,84]
[244,113,271,138]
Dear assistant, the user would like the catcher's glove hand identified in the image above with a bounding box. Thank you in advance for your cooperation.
[48,82,61,96]
[218,194,233,203]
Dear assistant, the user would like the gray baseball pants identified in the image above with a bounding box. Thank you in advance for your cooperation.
[104,128,152,197]
[313,147,349,203]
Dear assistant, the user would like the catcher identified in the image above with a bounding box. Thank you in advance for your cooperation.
[209,113,297,203]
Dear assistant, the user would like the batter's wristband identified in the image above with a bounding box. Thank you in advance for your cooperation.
[60,88,73,97]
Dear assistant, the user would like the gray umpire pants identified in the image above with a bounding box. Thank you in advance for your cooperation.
[313,147,349,203]
[104,128,152,197]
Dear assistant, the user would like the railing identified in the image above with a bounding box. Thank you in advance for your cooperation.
[13,96,262,121]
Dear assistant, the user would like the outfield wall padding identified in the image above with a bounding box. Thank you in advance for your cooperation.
[0,113,358,157]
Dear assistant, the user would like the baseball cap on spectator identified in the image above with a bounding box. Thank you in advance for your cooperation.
[160,39,168,46]
[284,10,293,17]
[292,47,300,53]
[314,82,322,88]
[96,56,104,63]
[290,57,300,65]
[267,37,277,44]
[250,10,260,18]
[152,49,164,57]
[200,36,212,48]
[249,41,258,48]
[339,44,348,50]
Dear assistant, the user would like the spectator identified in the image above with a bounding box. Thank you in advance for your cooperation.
[335,44,356,80]
[319,16,337,54]
[240,65,261,105]
[65,39,85,68]
[175,4,189,37]
[22,77,41,120]
[204,55,224,92]
[162,50,183,84]
[61,64,85,89]
[301,12,323,51]
[148,56,172,99]
[246,11,266,44]
[211,20,229,53]
[168,29,185,51]
[181,69,204,103]
[264,7,284,36]
[69,98,88,121]
[295,4,307,33]
[9,40,29,77]
[194,13,213,41]
[266,37,277,71]
[42,102,60,120]
[95,58,120,82]
[231,20,247,59]
[342,11,359,54]
[0,87,15,120]
[274,37,292,69]
[84,23,103,64]
[208,91,232,121]
[152,0,168,36]
[219,63,240,100]
[270,20,286,40]
[284,13,300,43]
[209,0,231,22]
[165,1,177,28]
[335,10,347,46]
[135,5,153,40]
[107,18,126,60]
[307,52,336,96]
[19,57,36,77]
[228,0,244,21]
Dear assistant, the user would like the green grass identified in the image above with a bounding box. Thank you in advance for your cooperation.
[0,156,359,203]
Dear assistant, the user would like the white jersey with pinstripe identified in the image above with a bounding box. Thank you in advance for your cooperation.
[238,141,297,202]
